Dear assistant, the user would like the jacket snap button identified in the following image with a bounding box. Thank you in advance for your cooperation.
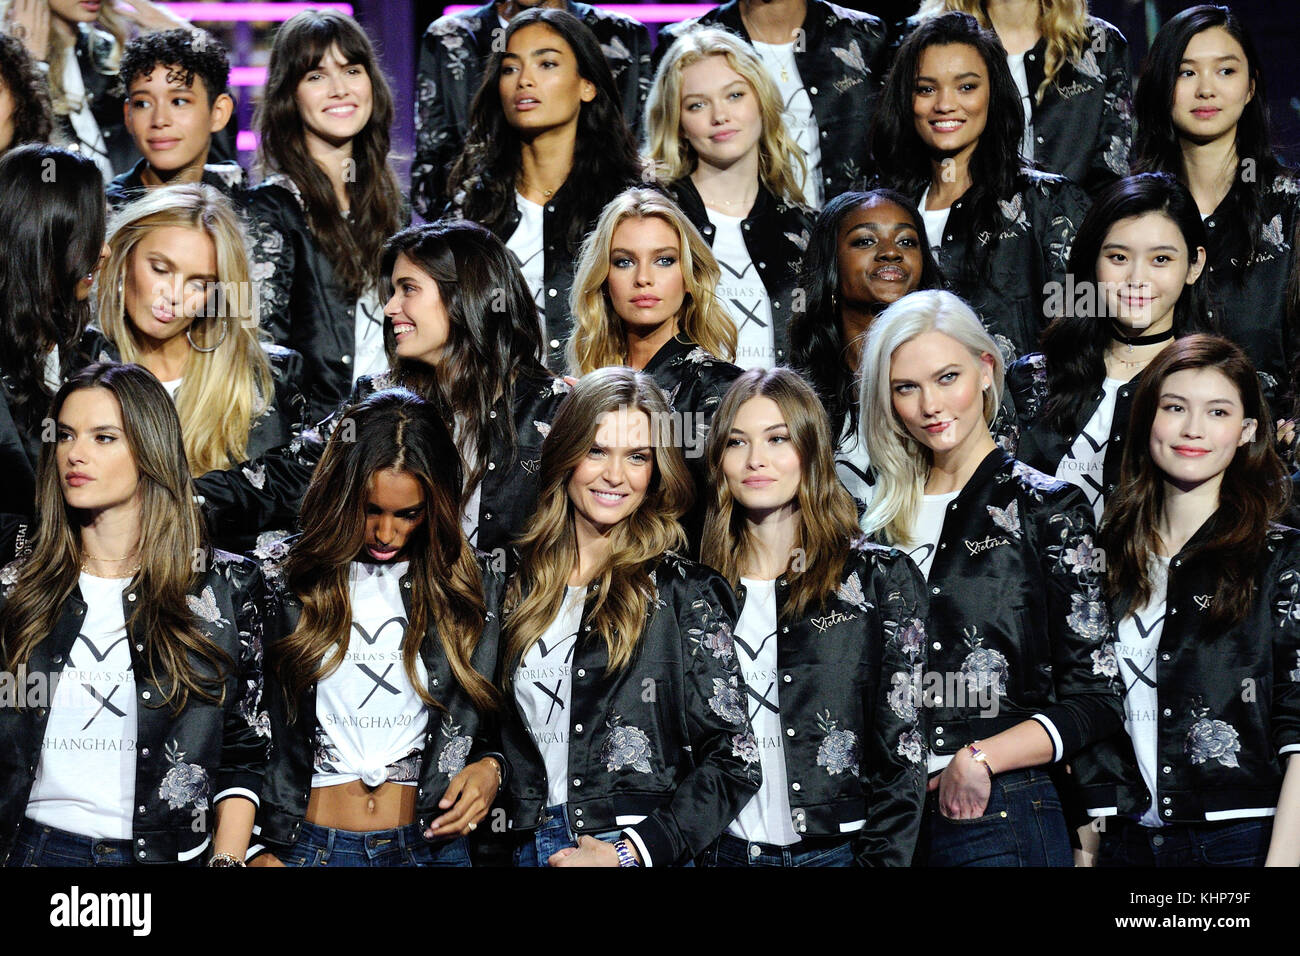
[574,819,584,828]
[935,738,944,746]
[791,782,800,792]
[141,691,151,700]
[488,462,496,470]
[141,748,150,757]
[782,674,791,683]
[138,805,146,814]
[549,339,560,348]
[547,289,557,298]
[489,410,497,419]
[574,808,582,816]
[931,586,940,595]
[785,728,794,737]
[572,778,581,787]
[127,593,137,602]
[136,644,143,652]
[749,844,761,858]
[932,642,941,650]
[341,355,351,365]
[574,723,583,733]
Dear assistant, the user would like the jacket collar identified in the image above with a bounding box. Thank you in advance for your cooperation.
[945,446,1014,505]
[671,175,779,227]
[641,334,701,377]
[714,0,827,51]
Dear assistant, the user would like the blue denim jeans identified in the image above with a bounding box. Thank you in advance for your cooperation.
[922,767,1073,867]
[513,804,626,867]
[8,819,135,867]
[278,821,470,867]
[1097,816,1273,867]
[702,832,855,867]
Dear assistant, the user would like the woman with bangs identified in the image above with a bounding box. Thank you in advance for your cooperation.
[859,289,1122,866]
[85,182,309,554]
[446,7,642,371]
[907,0,1131,192]
[250,388,504,867]
[0,362,269,867]
[1132,4,1299,395]
[497,366,760,867]
[1072,335,1300,867]
[645,26,812,370]
[698,367,928,866]
[248,9,406,423]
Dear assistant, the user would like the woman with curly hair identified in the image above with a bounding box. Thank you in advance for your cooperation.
[1072,335,1300,867]
[0,32,52,154]
[497,366,760,867]
[859,289,1123,866]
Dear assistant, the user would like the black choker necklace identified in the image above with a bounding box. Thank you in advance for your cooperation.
[1110,324,1175,353]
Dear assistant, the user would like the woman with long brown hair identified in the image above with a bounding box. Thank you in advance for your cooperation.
[247,9,406,423]
[497,366,760,867]
[0,362,269,867]
[250,388,503,867]
[1072,335,1300,867]
[699,368,928,866]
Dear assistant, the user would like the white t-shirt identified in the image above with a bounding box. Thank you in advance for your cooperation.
[728,577,801,845]
[507,193,547,335]
[918,186,952,252]
[1114,556,1169,827]
[914,490,959,775]
[353,287,388,384]
[709,210,774,369]
[312,561,428,789]
[160,377,183,398]
[836,428,874,516]
[750,40,822,208]
[60,48,112,180]
[43,346,61,393]
[515,586,585,808]
[27,573,137,839]
[1055,377,1125,523]
[1006,52,1035,161]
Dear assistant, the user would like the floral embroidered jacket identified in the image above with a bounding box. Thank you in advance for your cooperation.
[0,551,272,864]
[497,553,762,866]
[731,539,929,865]
[252,543,505,854]
[1072,522,1300,824]
[655,0,891,202]
[880,449,1123,762]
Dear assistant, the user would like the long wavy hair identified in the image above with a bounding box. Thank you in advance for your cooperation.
[644,26,807,206]
[380,219,548,505]
[0,144,104,422]
[0,0,128,118]
[701,368,860,619]
[1039,173,1215,438]
[1103,335,1288,628]
[568,188,736,373]
[446,7,642,256]
[0,363,230,712]
[870,12,1028,277]
[254,9,402,300]
[272,388,497,719]
[0,33,54,150]
[859,290,1004,545]
[1132,4,1280,281]
[789,188,945,445]
[504,367,693,674]
[96,184,274,476]
[915,0,1092,103]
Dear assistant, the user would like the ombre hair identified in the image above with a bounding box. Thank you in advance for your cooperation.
[1103,335,1287,629]
[701,368,860,619]
[504,367,693,673]
[644,26,807,206]
[0,363,230,712]
[96,183,275,477]
[915,0,1091,103]
[568,187,736,373]
[859,290,1004,545]
[272,388,497,719]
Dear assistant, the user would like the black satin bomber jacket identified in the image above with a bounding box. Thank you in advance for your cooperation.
[889,449,1124,761]
[497,552,762,866]
[732,539,929,865]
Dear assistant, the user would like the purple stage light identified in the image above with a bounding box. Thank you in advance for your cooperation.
[157,3,353,21]
[237,130,260,152]
[440,3,711,21]
[229,66,267,87]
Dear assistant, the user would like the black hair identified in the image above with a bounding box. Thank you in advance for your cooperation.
[118,28,231,107]
[1040,172,1216,437]
[1133,4,1280,281]
[869,11,1029,277]
[789,188,945,442]
[446,7,642,256]
[0,33,53,151]
[0,145,105,419]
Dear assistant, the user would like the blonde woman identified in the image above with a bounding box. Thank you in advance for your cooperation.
[699,368,928,866]
[496,366,760,867]
[87,182,310,552]
[858,289,1122,867]
[908,0,1130,191]
[645,26,812,370]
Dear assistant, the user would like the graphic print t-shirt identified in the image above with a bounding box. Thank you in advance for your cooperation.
[515,586,585,808]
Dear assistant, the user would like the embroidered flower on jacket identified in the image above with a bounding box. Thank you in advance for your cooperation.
[731,731,760,765]
[1091,643,1119,679]
[987,500,1021,538]
[888,671,919,722]
[602,714,653,773]
[896,729,923,764]
[241,463,267,490]
[158,741,210,811]
[709,676,746,725]
[896,618,926,662]
[1103,134,1128,176]
[815,710,860,776]
[1074,47,1104,82]
[1067,588,1109,642]
[600,34,631,64]
[1062,535,1100,574]
[534,420,551,439]
[836,570,872,612]
[0,559,21,594]
[437,716,473,774]
[1185,705,1242,768]
[961,646,1009,697]
[684,347,711,364]
[997,193,1028,233]
[187,586,230,627]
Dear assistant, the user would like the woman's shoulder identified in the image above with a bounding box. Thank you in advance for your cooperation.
[1006,351,1048,396]
[77,325,119,365]
[1264,524,1300,564]
[246,176,306,217]
[262,343,305,379]
[1082,16,1128,57]
[653,550,731,593]
[206,548,265,589]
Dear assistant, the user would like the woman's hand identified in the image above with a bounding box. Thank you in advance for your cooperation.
[548,835,626,867]
[247,853,285,867]
[425,756,500,837]
[928,748,993,819]
[111,0,190,31]
[6,0,51,59]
